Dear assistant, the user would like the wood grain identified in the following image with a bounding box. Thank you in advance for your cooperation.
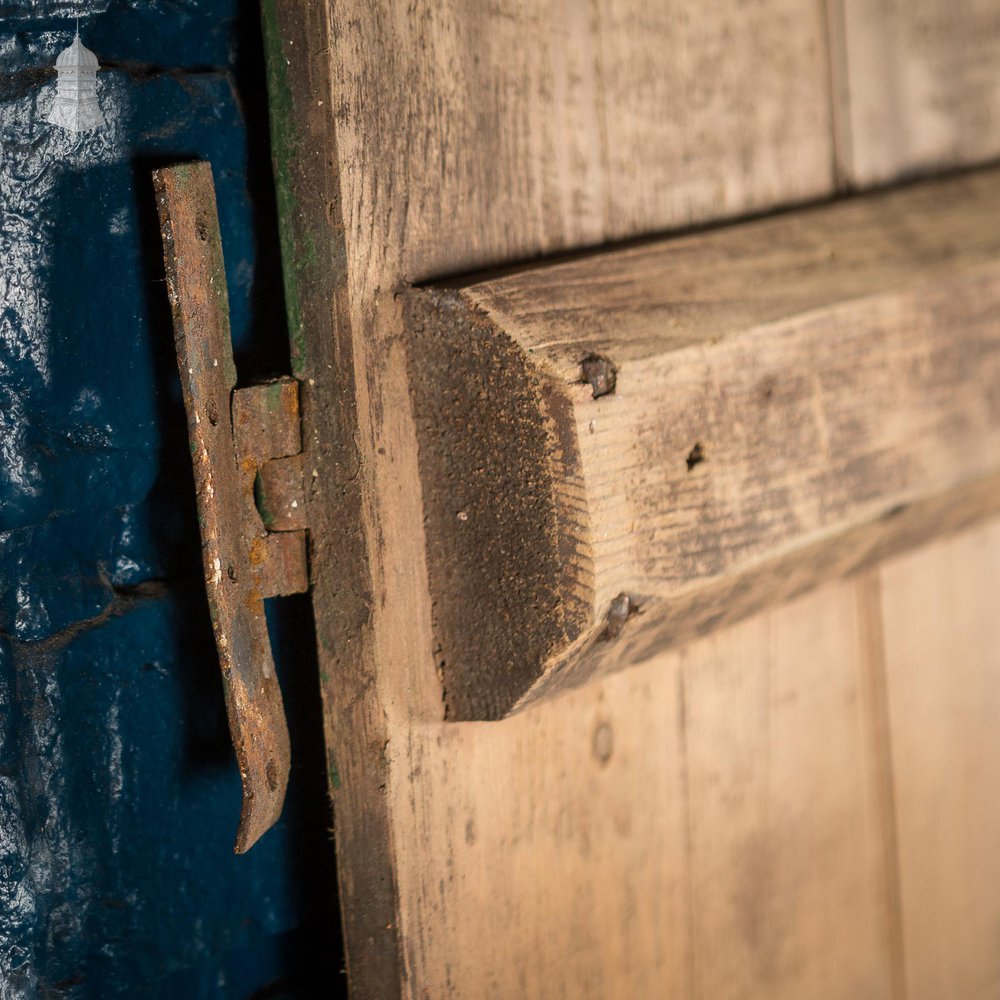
[396,582,896,998]
[261,1,1000,996]
[262,4,404,994]
[877,519,1000,999]
[831,0,1000,185]
[331,0,834,290]
[263,0,837,991]
[407,170,1000,717]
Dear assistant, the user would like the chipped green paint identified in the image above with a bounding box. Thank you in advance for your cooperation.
[260,0,306,377]
[265,380,285,411]
[253,470,275,531]
[300,226,318,271]
[327,751,342,791]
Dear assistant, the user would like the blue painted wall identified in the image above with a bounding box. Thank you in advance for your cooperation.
[0,2,340,996]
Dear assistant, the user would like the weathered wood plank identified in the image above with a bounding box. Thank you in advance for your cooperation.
[331,0,834,291]
[261,4,405,995]
[263,1,837,992]
[263,0,1000,994]
[406,169,1000,718]
[678,582,896,1000]
[396,582,896,998]
[877,518,1000,999]
[831,0,1000,185]
[261,0,1000,991]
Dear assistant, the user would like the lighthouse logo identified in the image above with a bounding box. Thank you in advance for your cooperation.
[47,29,105,134]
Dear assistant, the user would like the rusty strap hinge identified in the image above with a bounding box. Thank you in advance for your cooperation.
[152,161,308,853]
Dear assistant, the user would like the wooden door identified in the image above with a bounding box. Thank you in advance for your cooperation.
[260,2,1000,996]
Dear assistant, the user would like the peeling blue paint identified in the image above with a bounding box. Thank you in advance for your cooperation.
[0,3,338,996]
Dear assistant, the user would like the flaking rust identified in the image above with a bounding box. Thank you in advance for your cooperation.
[152,161,307,853]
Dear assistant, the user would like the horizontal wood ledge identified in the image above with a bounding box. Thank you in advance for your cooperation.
[404,168,1000,720]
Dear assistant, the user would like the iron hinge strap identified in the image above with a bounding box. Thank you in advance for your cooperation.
[152,160,308,853]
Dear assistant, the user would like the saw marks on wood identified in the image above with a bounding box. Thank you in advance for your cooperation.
[407,169,1000,718]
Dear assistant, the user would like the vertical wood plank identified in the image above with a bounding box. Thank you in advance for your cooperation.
[833,0,1000,185]
[855,571,908,1000]
[330,0,835,295]
[680,582,894,1000]
[590,0,834,242]
[397,668,692,999]
[394,582,896,998]
[878,517,1000,1000]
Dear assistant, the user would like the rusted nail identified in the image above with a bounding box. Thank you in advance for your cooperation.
[581,354,617,398]
[602,592,638,640]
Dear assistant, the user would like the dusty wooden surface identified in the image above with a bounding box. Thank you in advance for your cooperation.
[407,170,1000,717]
[262,0,835,990]
[823,37,1000,1000]
[395,579,899,999]
[260,0,1000,996]
[386,522,1000,998]
[830,0,1000,185]
[878,522,1000,999]
[326,0,834,286]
